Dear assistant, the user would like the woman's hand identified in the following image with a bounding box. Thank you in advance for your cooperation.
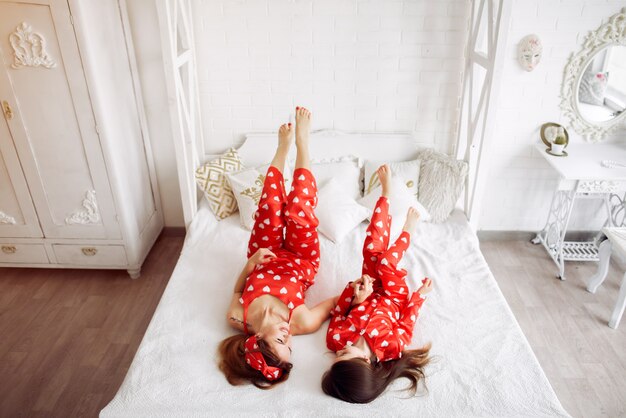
[248,248,277,267]
[351,274,374,305]
[417,278,433,295]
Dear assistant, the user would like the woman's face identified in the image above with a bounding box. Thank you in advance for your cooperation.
[334,345,371,364]
[259,321,292,362]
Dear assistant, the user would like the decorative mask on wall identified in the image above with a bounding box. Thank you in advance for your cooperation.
[518,34,542,72]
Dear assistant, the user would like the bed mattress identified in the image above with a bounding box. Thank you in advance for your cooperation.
[100,202,570,417]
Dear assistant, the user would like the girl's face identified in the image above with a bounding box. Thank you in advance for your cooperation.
[335,345,371,364]
[259,321,292,362]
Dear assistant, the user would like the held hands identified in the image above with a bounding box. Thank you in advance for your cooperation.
[417,278,433,295]
[351,274,375,306]
[248,248,277,267]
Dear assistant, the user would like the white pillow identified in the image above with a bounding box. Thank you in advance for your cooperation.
[358,177,431,239]
[226,163,292,230]
[310,156,361,200]
[363,159,420,197]
[316,178,369,243]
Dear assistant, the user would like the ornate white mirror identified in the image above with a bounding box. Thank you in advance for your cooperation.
[561,8,626,142]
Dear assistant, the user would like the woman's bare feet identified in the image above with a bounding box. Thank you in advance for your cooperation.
[402,207,420,234]
[270,123,293,173]
[295,106,311,147]
[278,123,294,153]
[294,107,312,170]
[376,164,392,197]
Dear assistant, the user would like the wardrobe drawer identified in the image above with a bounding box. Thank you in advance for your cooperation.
[52,244,128,266]
[0,244,49,264]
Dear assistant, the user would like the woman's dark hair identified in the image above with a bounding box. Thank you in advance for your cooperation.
[321,343,431,403]
[218,334,293,389]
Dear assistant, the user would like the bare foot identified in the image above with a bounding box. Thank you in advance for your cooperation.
[402,207,420,234]
[295,106,311,147]
[376,164,392,197]
[278,123,294,153]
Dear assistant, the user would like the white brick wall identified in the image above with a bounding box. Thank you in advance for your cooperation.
[478,0,625,231]
[192,0,470,155]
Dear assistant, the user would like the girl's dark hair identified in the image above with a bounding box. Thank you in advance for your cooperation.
[218,334,293,389]
[321,343,431,403]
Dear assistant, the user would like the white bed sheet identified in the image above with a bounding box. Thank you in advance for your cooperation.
[101,202,570,418]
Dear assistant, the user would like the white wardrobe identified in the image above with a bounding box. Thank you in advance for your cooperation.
[0,0,163,278]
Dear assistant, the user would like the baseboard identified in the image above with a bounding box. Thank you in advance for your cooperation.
[161,227,187,237]
[477,230,600,241]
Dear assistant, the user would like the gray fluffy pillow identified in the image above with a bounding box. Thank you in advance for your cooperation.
[416,148,468,223]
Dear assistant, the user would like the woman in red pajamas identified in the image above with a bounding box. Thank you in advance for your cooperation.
[322,165,433,403]
[218,107,337,389]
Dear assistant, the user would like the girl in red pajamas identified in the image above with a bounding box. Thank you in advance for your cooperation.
[219,107,337,389]
[322,165,433,403]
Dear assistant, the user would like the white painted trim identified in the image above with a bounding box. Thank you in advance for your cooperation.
[456,0,512,231]
[156,0,203,229]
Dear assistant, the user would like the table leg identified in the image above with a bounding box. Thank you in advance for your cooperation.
[587,238,611,293]
[535,187,576,280]
[609,271,626,329]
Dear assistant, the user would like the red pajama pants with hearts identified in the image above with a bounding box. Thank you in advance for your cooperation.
[240,166,320,314]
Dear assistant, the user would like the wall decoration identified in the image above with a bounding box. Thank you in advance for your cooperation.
[9,22,56,69]
[518,34,542,71]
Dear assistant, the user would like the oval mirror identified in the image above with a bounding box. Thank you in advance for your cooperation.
[560,8,626,141]
[576,45,626,124]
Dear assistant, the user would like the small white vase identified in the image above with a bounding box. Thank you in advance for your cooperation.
[551,143,565,154]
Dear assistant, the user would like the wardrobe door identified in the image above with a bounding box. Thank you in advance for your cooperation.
[0,0,120,239]
[0,114,42,238]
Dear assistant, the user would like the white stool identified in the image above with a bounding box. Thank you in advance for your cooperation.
[587,227,626,329]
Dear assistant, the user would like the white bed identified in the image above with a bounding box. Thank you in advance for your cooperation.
[100,132,570,417]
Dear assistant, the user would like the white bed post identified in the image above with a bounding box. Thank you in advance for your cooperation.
[156,0,204,228]
[455,0,512,231]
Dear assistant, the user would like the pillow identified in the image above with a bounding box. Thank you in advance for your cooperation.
[226,163,292,230]
[363,159,421,197]
[358,177,431,239]
[579,70,609,106]
[310,156,361,200]
[194,148,243,220]
[416,148,468,223]
[316,178,370,243]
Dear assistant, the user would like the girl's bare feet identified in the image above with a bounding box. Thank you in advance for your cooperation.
[402,207,420,234]
[376,164,392,197]
[278,123,294,153]
[295,106,311,147]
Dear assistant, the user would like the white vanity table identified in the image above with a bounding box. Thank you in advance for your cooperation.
[533,141,626,279]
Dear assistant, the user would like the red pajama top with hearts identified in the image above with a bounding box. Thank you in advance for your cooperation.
[326,196,426,362]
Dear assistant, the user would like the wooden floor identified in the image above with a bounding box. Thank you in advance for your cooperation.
[481,238,626,418]
[1,235,625,417]
[0,234,184,418]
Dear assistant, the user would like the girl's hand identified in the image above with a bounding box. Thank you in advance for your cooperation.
[418,278,433,295]
[249,248,277,267]
[352,274,374,305]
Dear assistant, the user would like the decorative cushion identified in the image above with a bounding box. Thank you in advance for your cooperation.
[358,177,431,239]
[194,148,243,220]
[363,159,421,197]
[316,178,370,243]
[579,70,609,106]
[416,148,468,223]
[226,163,292,230]
[309,156,362,200]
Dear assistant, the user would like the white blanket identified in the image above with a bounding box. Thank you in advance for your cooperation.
[101,203,569,417]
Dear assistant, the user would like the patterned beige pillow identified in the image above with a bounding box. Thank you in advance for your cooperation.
[195,148,243,219]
